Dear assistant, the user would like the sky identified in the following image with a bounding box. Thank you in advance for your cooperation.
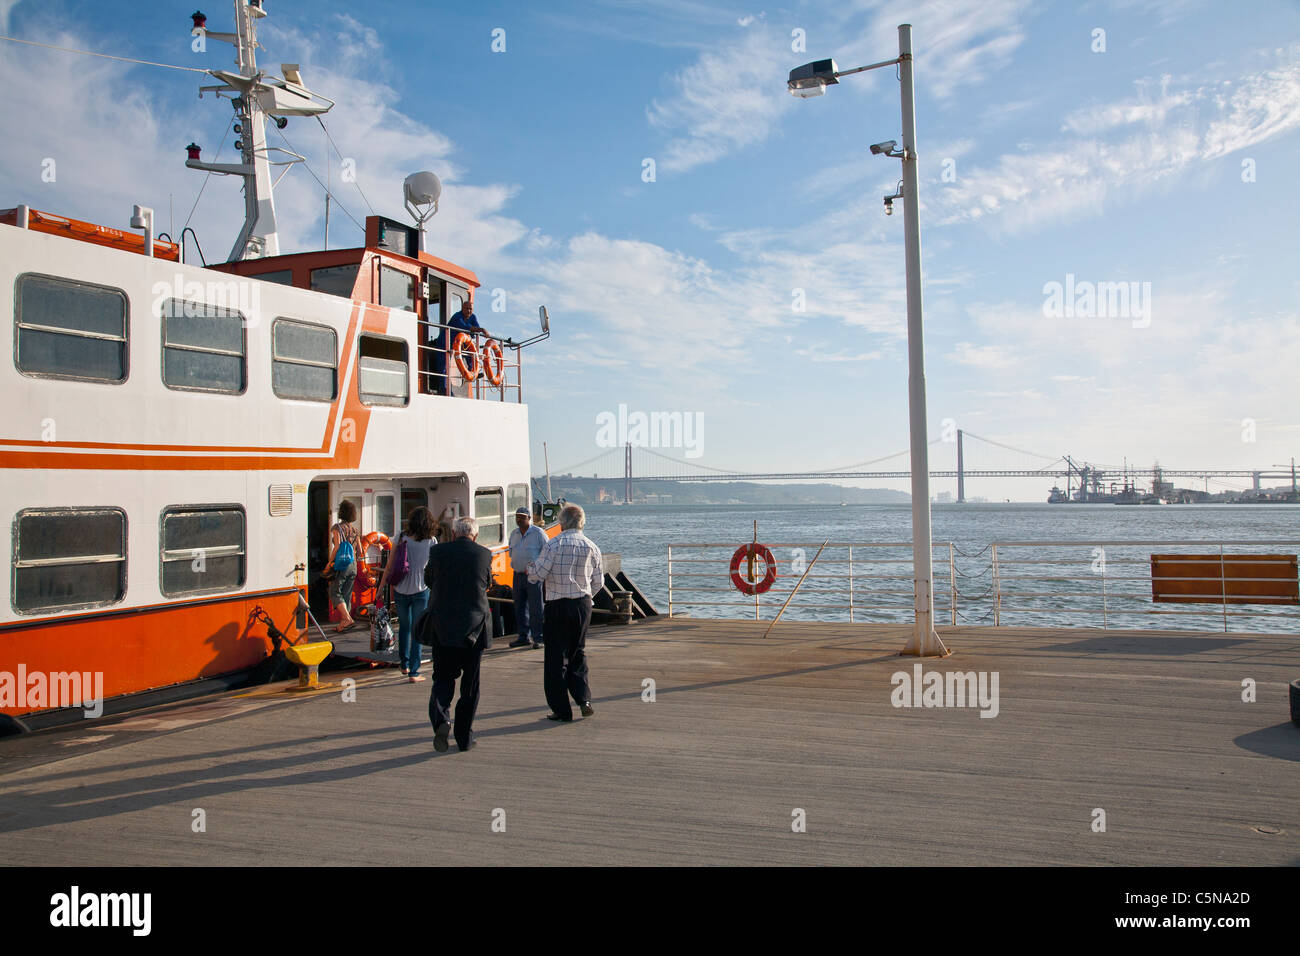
[2,0,1298,500]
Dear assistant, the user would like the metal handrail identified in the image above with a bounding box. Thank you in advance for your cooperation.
[666,541,957,624]
[990,539,1300,632]
[414,318,522,403]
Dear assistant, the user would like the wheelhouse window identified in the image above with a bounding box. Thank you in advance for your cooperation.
[160,298,246,394]
[310,264,359,298]
[379,266,416,313]
[14,273,128,383]
[358,333,409,407]
[272,318,337,402]
[507,483,530,517]
[474,488,504,546]
[253,270,293,286]
[13,508,127,613]
[160,506,246,597]
[448,289,466,319]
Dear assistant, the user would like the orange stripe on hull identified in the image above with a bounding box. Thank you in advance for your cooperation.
[0,302,377,469]
[0,590,303,717]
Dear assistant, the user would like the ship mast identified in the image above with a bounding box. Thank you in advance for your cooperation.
[186,1,333,261]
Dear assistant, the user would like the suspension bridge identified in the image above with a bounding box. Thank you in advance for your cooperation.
[545,430,1297,503]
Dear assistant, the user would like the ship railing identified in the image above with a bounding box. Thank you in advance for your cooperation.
[989,539,1300,633]
[666,542,957,623]
[414,319,522,403]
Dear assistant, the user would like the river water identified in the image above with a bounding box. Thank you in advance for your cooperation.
[579,503,1300,634]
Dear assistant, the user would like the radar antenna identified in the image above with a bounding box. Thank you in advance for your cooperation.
[403,171,442,253]
[184,1,334,261]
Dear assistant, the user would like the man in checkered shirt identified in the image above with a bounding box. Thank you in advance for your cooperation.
[528,503,603,721]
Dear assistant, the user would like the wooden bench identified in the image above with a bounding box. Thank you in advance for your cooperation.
[1150,554,1299,605]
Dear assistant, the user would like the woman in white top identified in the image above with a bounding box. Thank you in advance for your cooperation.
[376,506,437,682]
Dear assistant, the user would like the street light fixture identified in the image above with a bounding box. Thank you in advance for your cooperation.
[787,58,839,97]
[789,24,950,657]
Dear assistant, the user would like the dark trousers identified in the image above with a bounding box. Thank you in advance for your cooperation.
[513,572,544,644]
[542,596,592,720]
[428,644,483,749]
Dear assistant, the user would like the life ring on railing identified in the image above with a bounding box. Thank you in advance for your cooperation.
[452,332,481,380]
[359,532,392,580]
[481,339,504,386]
[730,543,777,595]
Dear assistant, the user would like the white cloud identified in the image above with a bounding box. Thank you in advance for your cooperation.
[644,0,1034,173]
[646,27,793,173]
[949,341,1018,368]
[932,52,1300,233]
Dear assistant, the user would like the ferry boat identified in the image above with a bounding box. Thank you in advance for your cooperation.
[0,1,555,731]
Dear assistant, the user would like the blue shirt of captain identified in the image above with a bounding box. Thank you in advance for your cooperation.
[432,305,485,391]
[436,306,484,353]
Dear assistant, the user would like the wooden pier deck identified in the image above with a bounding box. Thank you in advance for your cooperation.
[1,619,1296,866]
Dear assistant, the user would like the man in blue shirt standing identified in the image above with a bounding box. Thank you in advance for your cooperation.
[507,506,547,648]
[434,295,492,395]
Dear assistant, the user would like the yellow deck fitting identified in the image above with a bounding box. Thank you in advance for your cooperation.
[282,641,334,690]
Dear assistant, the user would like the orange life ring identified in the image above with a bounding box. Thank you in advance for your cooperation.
[481,338,504,386]
[730,543,777,595]
[452,332,480,380]
[359,532,392,578]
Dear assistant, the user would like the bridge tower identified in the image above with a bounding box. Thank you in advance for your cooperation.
[956,429,966,504]
[625,442,632,505]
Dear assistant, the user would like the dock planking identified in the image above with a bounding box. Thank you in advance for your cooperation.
[0,618,1296,866]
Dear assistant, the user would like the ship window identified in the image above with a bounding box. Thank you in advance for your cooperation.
[379,267,416,313]
[12,508,127,613]
[255,270,293,286]
[376,494,396,538]
[272,318,337,402]
[358,333,409,407]
[400,489,428,525]
[474,488,504,546]
[160,298,247,394]
[160,505,246,597]
[310,265,359,298]
[14,273,128,383]
[507,483,530,517]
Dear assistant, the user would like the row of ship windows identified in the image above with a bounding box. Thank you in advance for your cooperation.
[12,505,244,615]
[13,272,410,406]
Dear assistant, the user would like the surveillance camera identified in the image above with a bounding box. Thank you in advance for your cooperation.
[869,140,898,156]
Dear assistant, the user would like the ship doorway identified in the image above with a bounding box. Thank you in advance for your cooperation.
[306,480,332,621]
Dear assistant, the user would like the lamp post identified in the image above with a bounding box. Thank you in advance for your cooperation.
[790,24,949,657]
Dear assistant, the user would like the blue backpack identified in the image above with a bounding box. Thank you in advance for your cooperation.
[333,526,356,573]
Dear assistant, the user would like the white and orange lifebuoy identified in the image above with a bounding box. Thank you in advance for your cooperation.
[730,543,777,595]
[481,338,504,386]
[359,532,392,579]
[452,332,480,380]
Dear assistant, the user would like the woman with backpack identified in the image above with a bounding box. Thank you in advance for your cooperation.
[327,499,361,632]
[375,506,438,681]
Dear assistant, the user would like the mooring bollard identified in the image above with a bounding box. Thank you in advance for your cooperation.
[610,590,633,625]
[282,641,334,690]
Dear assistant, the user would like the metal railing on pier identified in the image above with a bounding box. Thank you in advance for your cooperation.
[990,539,1300,633]
[666,542,956,623]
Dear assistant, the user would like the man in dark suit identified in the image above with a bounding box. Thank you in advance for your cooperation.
[424,515,494,752]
